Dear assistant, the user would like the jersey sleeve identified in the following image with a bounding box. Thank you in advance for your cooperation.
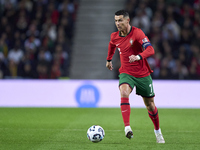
[135,29,154,59]
[107,34,116,61]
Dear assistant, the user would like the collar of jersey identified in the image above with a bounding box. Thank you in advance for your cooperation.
[119,26,132,37]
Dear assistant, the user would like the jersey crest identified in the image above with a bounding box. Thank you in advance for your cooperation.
[130,38,134,47]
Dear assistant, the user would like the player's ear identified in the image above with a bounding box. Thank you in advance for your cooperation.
[125,16,129,21]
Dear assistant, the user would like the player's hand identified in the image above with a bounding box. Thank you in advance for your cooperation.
[129,55,140,63]
[106,61,113,71]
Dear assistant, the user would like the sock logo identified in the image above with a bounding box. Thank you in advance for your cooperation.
[122,109,128,113]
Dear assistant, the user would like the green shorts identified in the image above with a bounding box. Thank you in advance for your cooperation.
[119,73,155,97]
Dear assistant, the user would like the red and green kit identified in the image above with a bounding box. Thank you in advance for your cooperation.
[107,26,154,78]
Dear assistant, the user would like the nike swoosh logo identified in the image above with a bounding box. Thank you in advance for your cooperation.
[122,109,128,113]
[116,43,120,46]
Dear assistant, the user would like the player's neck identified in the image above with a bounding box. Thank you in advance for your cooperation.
[120,25,131,36]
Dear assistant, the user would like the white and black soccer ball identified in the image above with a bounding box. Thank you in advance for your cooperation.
[87,125,105,143]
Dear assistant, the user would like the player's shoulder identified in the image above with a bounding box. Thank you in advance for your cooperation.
[131,26,143,34]
[109,31,119,43]
[110,31,119,38]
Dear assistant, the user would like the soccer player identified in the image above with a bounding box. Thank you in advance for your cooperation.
[106,10,165,143]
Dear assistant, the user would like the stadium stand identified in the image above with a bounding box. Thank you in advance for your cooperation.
[0,0,199,80]
[125,0,200,79]
[0,0,79,79]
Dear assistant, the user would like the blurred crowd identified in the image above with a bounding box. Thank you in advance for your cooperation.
[1,0,200,80]
[0,0,79,79]
[125,0,200,79]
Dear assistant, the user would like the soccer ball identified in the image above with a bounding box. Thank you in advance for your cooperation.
[87,125,105,143]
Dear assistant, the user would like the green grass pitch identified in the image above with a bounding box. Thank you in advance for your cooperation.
[0,108,199,150]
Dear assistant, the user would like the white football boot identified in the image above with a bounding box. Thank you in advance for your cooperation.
[125,126,133,139]
[154,129,165,143]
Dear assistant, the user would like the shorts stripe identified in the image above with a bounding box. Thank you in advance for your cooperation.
[119,82,133,90]
[139,95,155,98]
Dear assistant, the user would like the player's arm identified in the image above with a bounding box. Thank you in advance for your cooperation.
[139,39,154,59]
[129,29,154,63]
[106,36,116,70]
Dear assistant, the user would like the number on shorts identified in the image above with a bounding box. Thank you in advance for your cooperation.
[149,84,153,93]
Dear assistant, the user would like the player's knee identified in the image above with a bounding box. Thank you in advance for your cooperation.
[120,90,130,97]
[146,102,155,111]
[143,98,155,111]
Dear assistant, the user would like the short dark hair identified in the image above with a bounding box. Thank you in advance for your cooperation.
[115,10,129,18]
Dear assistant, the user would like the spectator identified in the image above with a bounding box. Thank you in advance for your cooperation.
[0,52,7,78]
[24,35,41,50]
[19,62,37,79]
[131,9,150,35]
[58,0,75,14]
[8,42,24,64]
[0,37,8,58]
[26,23,40,38]
[50,62,61,79]
[53,44,68,73]
[36,61,49,79]
[37,47,52,62]
[162,16,181,41]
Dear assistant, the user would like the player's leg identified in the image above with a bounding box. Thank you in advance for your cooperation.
[134,75,165,143]
[119,83,133,139]
[143,97,159,130]
[118,73,135,139]
[134,75,160,130]
[119,83,132,126]
[143,97,165,143]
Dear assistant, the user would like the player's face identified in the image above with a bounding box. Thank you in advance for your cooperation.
[115,15,129,32]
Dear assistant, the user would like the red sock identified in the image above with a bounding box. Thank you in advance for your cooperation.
[148,106,160,130]
[120,97,130,127]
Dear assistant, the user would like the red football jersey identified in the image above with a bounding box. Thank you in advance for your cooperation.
[107,26,154,78]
